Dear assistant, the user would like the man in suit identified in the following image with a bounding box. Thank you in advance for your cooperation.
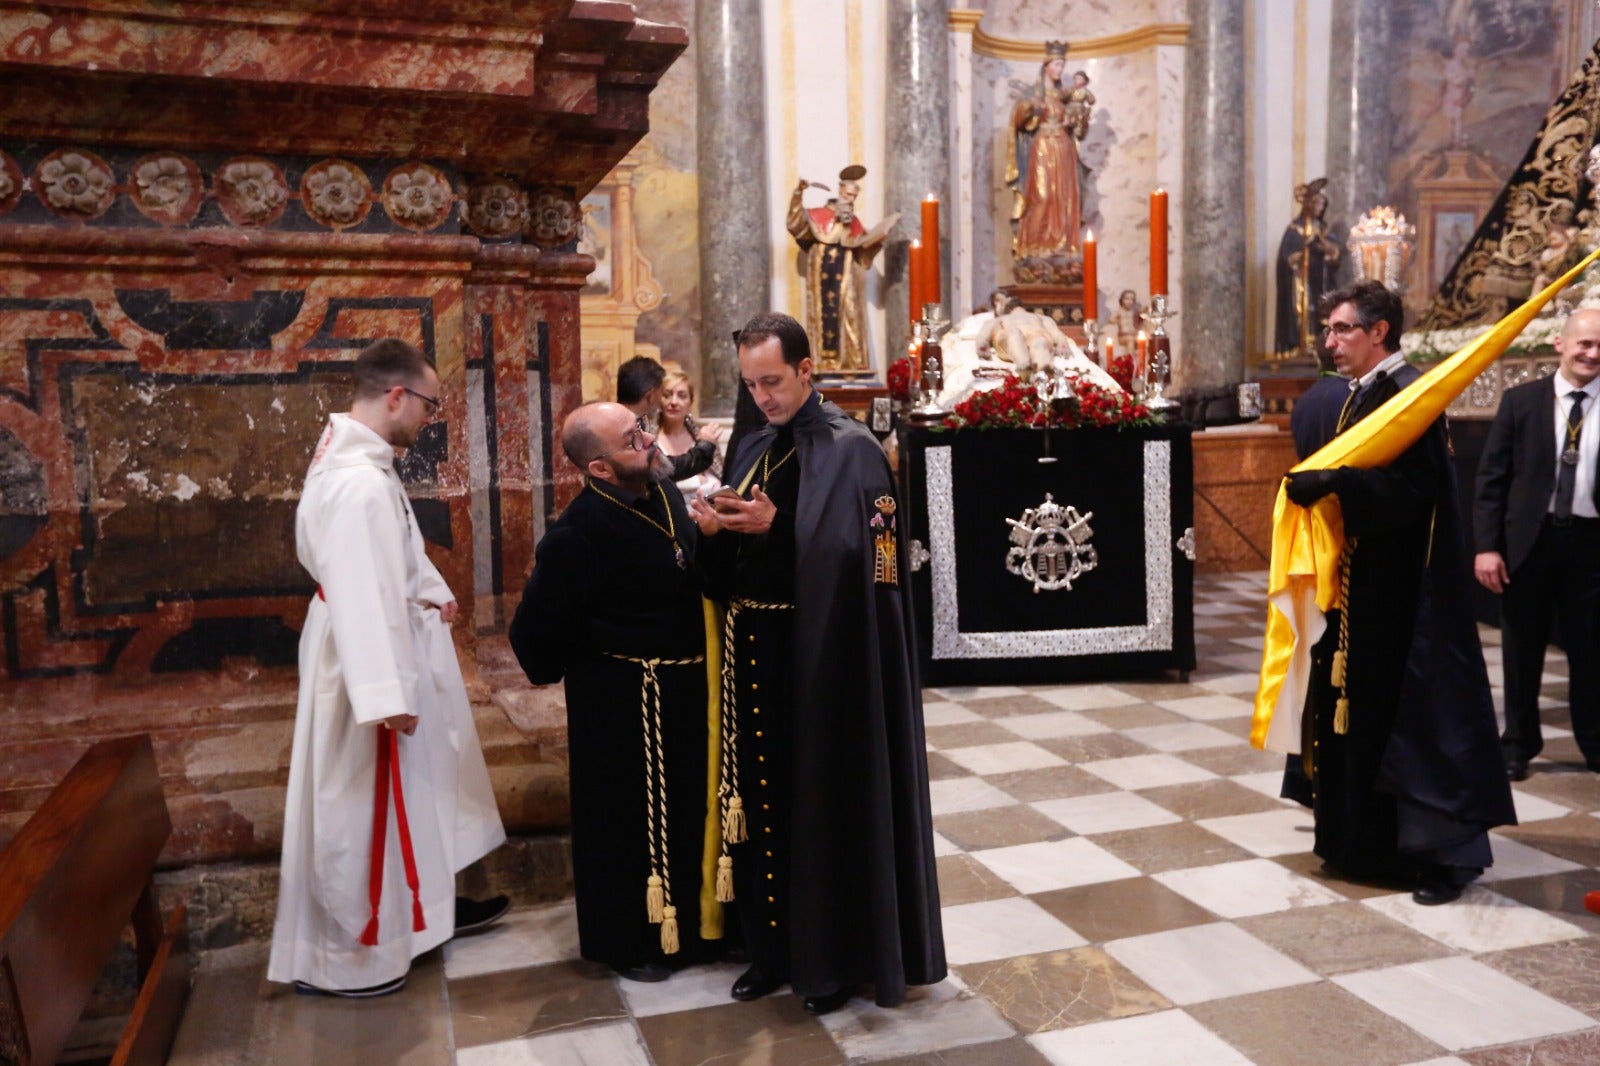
[1284,281,1513,904]
[1474,308,1600,780]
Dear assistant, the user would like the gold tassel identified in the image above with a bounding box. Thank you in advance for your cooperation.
[1334,696,1350,735]
[646,873,664,923]
[716,855,735,903]
[660,905,680,955]
[724,794,747,843]
[1330,649,1346,688]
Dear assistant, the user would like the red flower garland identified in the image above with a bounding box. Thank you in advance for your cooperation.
[939,373,1154,431]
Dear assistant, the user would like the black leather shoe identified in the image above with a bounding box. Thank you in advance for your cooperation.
[613,961,672,983]
[455,894,511,935]
[1505,758,1529,782]
[731,965,782,1001]
[803,986,852,1015]
[1412,879,1464,906]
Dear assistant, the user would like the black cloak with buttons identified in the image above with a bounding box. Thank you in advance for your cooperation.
[717,396,946,1005]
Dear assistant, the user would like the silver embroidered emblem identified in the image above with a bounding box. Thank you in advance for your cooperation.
[1004,494,1098,593]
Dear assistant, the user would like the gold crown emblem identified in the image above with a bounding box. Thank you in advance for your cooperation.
[875,495,897,516]
[1044,40,1069,58]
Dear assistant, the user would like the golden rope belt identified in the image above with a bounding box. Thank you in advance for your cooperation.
[604,651,706,954]
[713,596,794,904]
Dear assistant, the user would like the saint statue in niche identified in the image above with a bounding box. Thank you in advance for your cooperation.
[1007,41,1093,282]
[1274,177,1342,364]
[787,165,900,374]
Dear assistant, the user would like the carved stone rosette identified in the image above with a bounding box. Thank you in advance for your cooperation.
[34,147,116,220]
[214,157,290,227]
[464,179,529,239]
[527,186,579,248]
[301,159,373,229]
[382,163,453,231]
[0,150,22,216]
[130,153,204,224]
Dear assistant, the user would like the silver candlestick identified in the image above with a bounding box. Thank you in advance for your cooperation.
[1142,294,1179,415]
[1083,318,1103,368]
[909,303,953,423]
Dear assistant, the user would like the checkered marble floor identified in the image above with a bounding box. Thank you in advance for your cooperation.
[174,572,1600,1065]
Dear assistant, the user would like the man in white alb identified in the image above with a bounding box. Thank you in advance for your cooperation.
[268,338,507,997]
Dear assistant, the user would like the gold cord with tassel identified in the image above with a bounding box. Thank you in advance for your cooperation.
[609,652,705,954]
[1332,538,1356,735]
[714,597,794,903]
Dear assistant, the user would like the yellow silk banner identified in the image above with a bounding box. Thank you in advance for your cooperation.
[1250,247,1600,751]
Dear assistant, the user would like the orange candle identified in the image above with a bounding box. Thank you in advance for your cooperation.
[921,194,941,308]
[909,239,925,324]
[1103,335,1114,368]
[1150,189,1169,295]
[1135,330,1148,380]
[1082,229,1098,321]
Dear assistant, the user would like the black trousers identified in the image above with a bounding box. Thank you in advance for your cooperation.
[1501,517,1600,765]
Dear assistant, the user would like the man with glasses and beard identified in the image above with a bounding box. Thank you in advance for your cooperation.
[510,402,721,981]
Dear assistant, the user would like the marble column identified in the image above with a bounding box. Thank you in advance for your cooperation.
[1179,0,1247,390]
[1326,0,1395,282]
[885,0,951,352]
[697,0,770,415]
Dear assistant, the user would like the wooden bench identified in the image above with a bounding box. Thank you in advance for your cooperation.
[0,735,191,1066]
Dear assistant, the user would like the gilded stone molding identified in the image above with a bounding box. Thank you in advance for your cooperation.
[964,20,1189,61]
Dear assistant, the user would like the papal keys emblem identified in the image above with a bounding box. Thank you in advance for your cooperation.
[1004,493,1098,593]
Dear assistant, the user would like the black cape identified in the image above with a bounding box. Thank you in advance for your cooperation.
[720,396,946,1005]
[1309,366,1515,876]
[508,480,711,967]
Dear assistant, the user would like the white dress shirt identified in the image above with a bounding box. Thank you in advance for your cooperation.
[1549,371,1600,518]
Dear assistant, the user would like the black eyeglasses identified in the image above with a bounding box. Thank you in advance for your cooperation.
[401,386,440,414]
[587,417,650,464]
[1321,321,1365,338]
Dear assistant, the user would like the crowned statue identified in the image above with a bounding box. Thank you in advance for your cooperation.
[1007,40,1094,284]
[787,165,901,374]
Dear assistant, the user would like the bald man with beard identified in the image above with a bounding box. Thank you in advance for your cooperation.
[1476,309,1600,780]
[510,402,720,982]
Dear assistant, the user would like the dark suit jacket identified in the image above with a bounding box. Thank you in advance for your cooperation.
[1474,375,1568,573]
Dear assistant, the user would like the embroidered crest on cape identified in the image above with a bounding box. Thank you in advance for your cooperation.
[871,495,899,586]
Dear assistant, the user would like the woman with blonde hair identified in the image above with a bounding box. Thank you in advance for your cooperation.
[657,368,723,497]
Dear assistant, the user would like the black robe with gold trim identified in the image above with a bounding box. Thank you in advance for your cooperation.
[706,393,945,1006]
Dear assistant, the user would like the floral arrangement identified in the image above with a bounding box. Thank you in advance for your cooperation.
[1108,354,1136,392]
[940,374,1154,431]
[887,356,915,404]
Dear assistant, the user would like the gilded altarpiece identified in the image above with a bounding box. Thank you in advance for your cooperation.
[578,151,666,400]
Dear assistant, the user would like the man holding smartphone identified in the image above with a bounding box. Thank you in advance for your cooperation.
[689,312,944,1015]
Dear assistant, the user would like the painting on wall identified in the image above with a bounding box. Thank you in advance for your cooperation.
[580,192,613,296]
[1387,0,1582,300]
[1431,209,1476,287]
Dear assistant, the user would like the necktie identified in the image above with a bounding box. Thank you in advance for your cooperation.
[1555,391,1585,520]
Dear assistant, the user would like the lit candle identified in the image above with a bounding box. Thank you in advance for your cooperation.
[909,239,925,324]
[1135,330,1148,380]
[1082,229,1098,321]
[1103,335,1115,368]
[921,194,941,309]
[1149,189,1169,296]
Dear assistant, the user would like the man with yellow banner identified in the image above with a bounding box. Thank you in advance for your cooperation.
[1250,254,1600,904]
